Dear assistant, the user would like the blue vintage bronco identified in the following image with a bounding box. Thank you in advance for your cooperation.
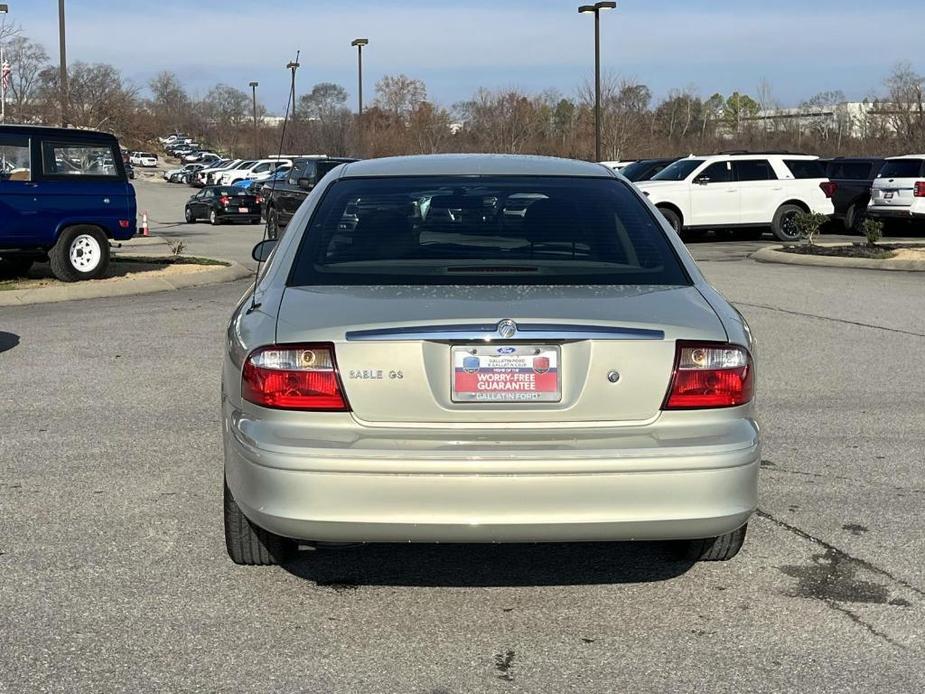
[0,124,137,281]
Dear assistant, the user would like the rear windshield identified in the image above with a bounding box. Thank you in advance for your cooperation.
[651,159,703,181]
[784,159,825,179]
[827,160,878,180]
[213,186,250,195]
[288,176,690,287]
[878,160,924,178]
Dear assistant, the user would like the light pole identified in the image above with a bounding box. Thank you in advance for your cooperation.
[578,1,615,162]
[249,81,259,157]
[286,59,300,119]
[58,0,67,127]
[351,38,368,115]
[0,4,8,124]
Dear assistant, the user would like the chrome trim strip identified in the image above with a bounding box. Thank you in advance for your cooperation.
[346,323,665,342]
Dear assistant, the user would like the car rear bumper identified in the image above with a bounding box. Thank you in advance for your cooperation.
[224,409,760,543]
[867,204,925,219]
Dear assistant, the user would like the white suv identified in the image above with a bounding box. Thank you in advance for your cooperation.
[867,155,925,225]
[635,154,835,241]
[217,159,290,186]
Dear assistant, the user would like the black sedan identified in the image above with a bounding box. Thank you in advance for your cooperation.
[184,186,262,225]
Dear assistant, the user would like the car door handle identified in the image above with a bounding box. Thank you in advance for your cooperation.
[771,187,783,191]
[25,182,39,188]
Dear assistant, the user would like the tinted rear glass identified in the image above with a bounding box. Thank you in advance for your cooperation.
[617,161,651,181]
[651,159,703,181]
[289,176,689,287]
[827,161,877,180]
[784,159,825,179]
[878,160,924,178]
[734,159,777,181]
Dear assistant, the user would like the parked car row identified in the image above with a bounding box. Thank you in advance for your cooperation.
[178,156,358,232]
[606,151,925,239]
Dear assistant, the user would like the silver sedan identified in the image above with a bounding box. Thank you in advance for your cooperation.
[222,154,759,566]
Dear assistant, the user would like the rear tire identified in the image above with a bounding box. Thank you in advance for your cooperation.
[209,210,220,226]
[49,226,110,282]
[224,480,294,565]
[771,204,804,242]
[678,524,747,562]
[0,255,34,278]
[267,208,280,240]
[657,206,682,235]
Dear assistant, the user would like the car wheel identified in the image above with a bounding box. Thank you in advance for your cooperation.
[771,204,804,242]
[210,210,220,226]
[224,480,293,565]
[657,206,682,234]
[0,255,34,278]
[677,523,747,562]
[845,204,868,235]
[49,226,110,282]
[185,206,195,223]
[267,209,281,240]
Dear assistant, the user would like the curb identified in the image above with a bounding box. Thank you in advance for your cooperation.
[0,259,253,307]
[751,245,925,272]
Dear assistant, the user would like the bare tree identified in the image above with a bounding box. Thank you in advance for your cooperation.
[5,36,49,122]
[148,71,192,132]
[37,62,139,132]
[374,74,427,122]
[883,62,925,150]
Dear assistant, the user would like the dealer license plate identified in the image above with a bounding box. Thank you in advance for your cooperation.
[238,207,250,213]
[451,345,561,403]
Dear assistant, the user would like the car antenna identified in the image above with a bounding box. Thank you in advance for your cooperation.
[249,49,300,314]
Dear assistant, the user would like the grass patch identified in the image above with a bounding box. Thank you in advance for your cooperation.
[116,255,230,267]
[778,243,925,260]
[780,245,895,259]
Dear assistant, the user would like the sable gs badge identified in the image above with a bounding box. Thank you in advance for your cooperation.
[451,345,561,402]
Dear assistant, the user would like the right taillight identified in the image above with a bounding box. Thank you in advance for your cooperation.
[242,344,349,411]
[819,181,837,198]
[914,181,925,197]
[662,342,754,410]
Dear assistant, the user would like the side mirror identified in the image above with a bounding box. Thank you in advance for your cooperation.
[251,239,277,263]
[693,176,711,185]
[297,176,316,191]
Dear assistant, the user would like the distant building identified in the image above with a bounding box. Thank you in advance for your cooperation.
[746,101,910,139]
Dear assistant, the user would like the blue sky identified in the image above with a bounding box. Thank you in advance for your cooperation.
[8,0,924,114]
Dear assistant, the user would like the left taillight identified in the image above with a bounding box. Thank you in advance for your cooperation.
[819,181,837,198]
[662,342,754,410]
[242,344,350,411]
[219,195,231,206]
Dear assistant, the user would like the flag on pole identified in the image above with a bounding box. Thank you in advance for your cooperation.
[1,63,11,91]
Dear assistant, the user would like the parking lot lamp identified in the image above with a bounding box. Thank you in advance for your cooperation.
[58,0,68,127]
[286,60,300,119]
[249,81,259,157]
[578,1,616,162]
[0,4,7,124]
[351,38,369,115]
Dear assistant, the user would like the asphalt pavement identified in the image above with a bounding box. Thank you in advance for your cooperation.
[1,181,924,693]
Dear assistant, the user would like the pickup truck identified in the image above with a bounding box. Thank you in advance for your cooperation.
[821,157,884,232]
[261,156,357,239]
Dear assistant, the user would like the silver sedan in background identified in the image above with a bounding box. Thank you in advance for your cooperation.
[222,154,759,566]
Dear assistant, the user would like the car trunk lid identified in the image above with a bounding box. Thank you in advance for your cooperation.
[276,284,727,424]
